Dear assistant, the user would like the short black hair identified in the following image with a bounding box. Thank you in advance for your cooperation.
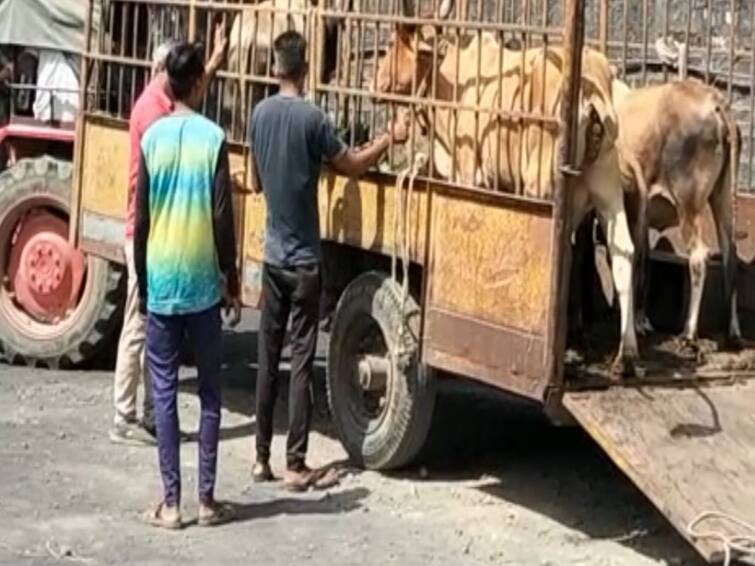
[273,31,307,80]
[166,42,205,101]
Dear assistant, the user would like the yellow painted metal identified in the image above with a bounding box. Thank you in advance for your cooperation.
[427,191,552,334]
[80,118,129,221]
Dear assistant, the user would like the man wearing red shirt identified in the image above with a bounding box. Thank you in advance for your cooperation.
[110,29,227,445]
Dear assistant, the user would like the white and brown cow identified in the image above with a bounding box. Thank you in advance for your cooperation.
[374,5,639,374]
[227,0,347,85]
[612,78,742,348]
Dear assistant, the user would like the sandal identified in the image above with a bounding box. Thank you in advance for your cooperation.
[283,466,341,492]
[198,501,236,527]
[144,502,182,530]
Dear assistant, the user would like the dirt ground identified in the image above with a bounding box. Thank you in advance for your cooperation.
[0,310,708,566]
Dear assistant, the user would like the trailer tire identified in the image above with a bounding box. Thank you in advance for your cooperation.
[0,157,124,368]
[327,271,435,470]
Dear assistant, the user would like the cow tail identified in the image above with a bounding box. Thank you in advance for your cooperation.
[728,108,740,243]
[715,96,742,240]
[717,100,740,244]
[714,99,740,335]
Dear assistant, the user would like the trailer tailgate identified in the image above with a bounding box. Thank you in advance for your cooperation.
[563,379,755,563]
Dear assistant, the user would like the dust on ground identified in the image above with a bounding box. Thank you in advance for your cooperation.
[1,311,705,566]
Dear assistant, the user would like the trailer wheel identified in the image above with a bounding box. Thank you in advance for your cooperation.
[327,271,435,470]
[0,157,124,368]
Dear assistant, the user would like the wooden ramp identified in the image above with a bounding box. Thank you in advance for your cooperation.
[563,379,755,563]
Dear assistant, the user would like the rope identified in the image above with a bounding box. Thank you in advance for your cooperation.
[392,152,427,360]
[655,36,688,79]
[687,510,755,566]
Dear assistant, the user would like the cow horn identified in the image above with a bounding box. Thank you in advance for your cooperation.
[437,0,454,19]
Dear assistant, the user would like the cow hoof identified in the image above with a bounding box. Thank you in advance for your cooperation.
[675,337,699,360]
[635,316,654,337]
[696,349,709,365]
[611,355,639,379]
[565,348,584,365]
[725,334,744,352]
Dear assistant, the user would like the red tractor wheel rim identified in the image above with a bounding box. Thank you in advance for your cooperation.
[6,210,86,323]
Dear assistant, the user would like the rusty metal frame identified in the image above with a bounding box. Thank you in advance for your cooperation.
[75,0,588,401]
[70,0,96,247]
[544,0,583,403]
[77,0,573,199]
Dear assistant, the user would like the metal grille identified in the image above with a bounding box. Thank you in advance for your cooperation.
[581,0,755,192]
[311,0,568,201]
[81,0,755,192]
[81,0,595,203]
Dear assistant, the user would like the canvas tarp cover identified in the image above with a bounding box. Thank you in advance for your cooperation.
[0,0,101,53]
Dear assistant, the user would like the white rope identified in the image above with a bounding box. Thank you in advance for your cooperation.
[687,510,755,566]
[392,152,427,359]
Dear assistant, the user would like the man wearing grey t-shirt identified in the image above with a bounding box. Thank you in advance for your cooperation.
[249,30,407,491]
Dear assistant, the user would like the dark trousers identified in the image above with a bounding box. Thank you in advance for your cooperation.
[256,262,321,471]
[147,305,222,506]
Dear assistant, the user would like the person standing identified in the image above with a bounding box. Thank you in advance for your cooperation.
[249,30,408,491]
[134,42,241,528]
[110,29,226,445]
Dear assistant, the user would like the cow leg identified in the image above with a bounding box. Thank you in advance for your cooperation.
[584,151,639,375]
[709,179,742,346]
[631,193,654,335]
[567,190,591,350]
[567,214,589,343]
[596,203,639,374]
[681,213,708,344]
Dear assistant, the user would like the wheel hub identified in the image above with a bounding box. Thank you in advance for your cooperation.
[358,355,391,392]
[6,211,85,322]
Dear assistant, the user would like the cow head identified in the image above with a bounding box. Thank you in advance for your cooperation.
[375,25,432,94]
[373,0,453,95]
[575,48,620,168]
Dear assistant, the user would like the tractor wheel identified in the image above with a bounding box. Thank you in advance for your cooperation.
[327,271,435,470]
[0,157,124,368]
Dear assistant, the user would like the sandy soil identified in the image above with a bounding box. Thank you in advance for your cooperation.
[0,310,707,566]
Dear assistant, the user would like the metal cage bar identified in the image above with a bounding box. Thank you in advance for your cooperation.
[78,0,755,196]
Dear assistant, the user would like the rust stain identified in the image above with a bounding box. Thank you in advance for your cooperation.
[81,121,129,220]
[428,193,553,334]
[317,171,429,262]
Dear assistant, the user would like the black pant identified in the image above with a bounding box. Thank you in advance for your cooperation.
[256,262,321,471]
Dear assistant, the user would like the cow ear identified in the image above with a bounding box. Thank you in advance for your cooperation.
[579,102,606,164]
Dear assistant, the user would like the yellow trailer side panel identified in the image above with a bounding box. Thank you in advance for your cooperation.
[76,116,249,264]
[241,169,430,305]
[422,190,555,400]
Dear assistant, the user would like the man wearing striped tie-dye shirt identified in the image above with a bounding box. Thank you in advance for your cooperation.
[134,42,239,529]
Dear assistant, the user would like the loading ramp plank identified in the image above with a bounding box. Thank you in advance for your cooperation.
[563,379,755,563]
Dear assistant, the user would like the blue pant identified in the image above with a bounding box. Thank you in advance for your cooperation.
[146,305,222,506]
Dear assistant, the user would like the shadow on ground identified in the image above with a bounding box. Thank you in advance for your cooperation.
[105,310,703,566]
[180,487,369,527]
[404,380,706,566]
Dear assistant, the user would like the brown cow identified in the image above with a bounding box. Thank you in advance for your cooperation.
[374,7,640,373]
[613,78,742,348]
